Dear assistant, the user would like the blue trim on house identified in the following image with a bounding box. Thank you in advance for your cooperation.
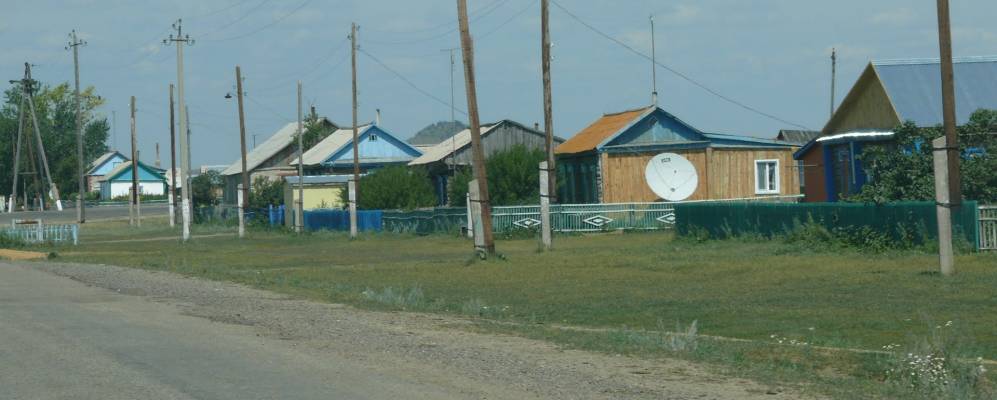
[823,145,837,202]
[321,125,422,167]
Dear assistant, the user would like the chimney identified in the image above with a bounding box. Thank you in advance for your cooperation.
[376,109,381,126]
[534,122,540,131]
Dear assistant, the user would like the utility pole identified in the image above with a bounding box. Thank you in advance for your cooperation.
[935,0,961,276]
[164,19,194,241]
[830,48,837,118]
[457,0,496,255]
[8,86,26,213]
[169,84,177,227]
[130,96,138,227]
[236,66,249,239]
[155,143,161,168]
[23,63,63,211]
[68,30,87,223]
[349,22,360,238]
[295,81,304,234]
[541,0,556,249]
[649,14,658,106]
[441,48,459,178]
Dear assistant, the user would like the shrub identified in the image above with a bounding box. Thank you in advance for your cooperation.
[449,145,545,207]
[249,176,283,209]
[341,166,437,211]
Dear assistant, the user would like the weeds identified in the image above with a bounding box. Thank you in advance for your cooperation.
[883,321,993,399]
[361,286,425,310]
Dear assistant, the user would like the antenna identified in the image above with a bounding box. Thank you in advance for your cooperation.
[830,48,837,119]
[650,14,658,107]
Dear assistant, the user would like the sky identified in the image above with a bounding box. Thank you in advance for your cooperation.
[3,0,997,168]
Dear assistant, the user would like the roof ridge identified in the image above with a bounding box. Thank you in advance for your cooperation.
[873,55,997,66]
[603,105,654,117]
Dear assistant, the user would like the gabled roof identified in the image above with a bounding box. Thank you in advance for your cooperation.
[555,107,654,155]
[222,117,336,176]
[872,56,997,127]
[408,123,500,166]
[98,161,166,182]
[290,124,421,167]
[776,130,821,145]
[86,151,128,175]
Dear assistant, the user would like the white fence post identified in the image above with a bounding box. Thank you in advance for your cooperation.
[539,161,552,250]
[469,180,485,252]
[466,192,473,239]
[237,183,246,238]
[349,179,358,238]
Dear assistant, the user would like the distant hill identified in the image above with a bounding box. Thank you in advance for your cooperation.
[408,120,467,146]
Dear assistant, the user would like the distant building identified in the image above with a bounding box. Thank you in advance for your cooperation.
[97,161,167,199]
[220,118,338,204]
[795,56,997,202]
[290,123,422,174]
[85,151,129,192]
[775,130,821,146]
[409,120,562,205]
[556,106,799,204]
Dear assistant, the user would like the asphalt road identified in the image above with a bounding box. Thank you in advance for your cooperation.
[0,264,465,400]
[0,204,169,225]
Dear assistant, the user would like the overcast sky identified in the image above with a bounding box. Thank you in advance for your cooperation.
[3,0,997,167]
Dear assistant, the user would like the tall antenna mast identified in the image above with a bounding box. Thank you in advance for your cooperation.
[650,14,658,107]
[830,48,837,119]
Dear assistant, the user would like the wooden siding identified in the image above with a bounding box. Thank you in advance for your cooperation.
[824,65,902,135]
[800,145,828,202]
[600,148,800,203]
[451,123,551,165]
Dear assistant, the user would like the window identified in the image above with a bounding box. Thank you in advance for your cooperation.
[755,159,780,195]
[369,133,379,142]
[797,160,805,189]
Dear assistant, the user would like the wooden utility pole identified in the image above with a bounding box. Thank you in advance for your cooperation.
[349,22,360,238]
[936,0,962,208]
[164,19,194,241]
[830,48,837,118]
[68,30,87,223]
[541,0,557,213]
[129,96,139,227]
[8,92,26,213]
[295,81,304,234]
[24,64,63,211]
[236,66,249,238]
[457,0,495,255]
[168,84,177,227]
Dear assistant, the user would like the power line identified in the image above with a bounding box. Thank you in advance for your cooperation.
[477,0,538,41]
[244,94,293,122]
[550,0,809,130]
[186,0,247,19]
[255,38,350,93]
[198,0,272,38]
[364,0,512,46]
[202,0,314,42]
[363,0,507,35]
[359,48,468,116]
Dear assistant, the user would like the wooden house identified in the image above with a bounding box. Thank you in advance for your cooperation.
[97,161,167,199]
[795,56,997,202]
[555,106,799,204]
[408,120,563,205]
[290,123,421,174]
[221,118,338,204]
[86,151,128,192]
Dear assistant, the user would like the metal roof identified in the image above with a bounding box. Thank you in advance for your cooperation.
[222,121,305,176]
[776,130,821,145]
[290,125,372,166]
[555,107,654,155]
[283,174,359,185]
[408,124,500,166]
[97,161,165,182]
[873,56,997,127]
[86,151,128,175]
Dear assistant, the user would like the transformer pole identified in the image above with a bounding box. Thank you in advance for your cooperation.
[164,19,194,241]
[68,30,87,222]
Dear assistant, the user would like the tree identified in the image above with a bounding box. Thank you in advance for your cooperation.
[191,170,223,207]
[0,82,109,201]
[854,109,997,203]
[340,166,436,210]
[448,145,545,207]
[249,176,283,209]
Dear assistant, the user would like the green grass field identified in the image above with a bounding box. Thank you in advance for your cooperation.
[35,218,997,399]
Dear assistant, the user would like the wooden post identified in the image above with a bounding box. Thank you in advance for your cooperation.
[541,0,557,206]
[457,0,496,255]
[933,137,955,276]
[348,179,358,238]
[130,96,138,227]
[466,192,473,239]
[468,179,485,253]
[350,22,360,239]
[539,161,552,250]
[236,66,249,238]
[295,82,304,234]
[936,0,962,208]
[128,186,135,226]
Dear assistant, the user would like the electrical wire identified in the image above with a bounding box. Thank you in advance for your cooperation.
[477,0,538,41]
[363,0,507,35]
[550,0,810,130]
[359,48,468,116]
[244,94,294,122]
[186,0,247,19]
[198,0,273,38]
[201,0,314,42]
[255,38,350,93]
[363,0,512,46]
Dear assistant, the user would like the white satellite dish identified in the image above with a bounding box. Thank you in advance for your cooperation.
[645,153,699,201]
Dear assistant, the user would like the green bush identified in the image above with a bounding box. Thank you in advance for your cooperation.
[340,166,437,211]
[249,176,283,209]
[191,170,222,208]
[448,145,545,207]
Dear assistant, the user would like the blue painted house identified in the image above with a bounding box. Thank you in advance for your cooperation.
[556,106,799,204]
[86,151,129,192]
[98,161,167,199]
[291,123,422,174]
[795,56,997,202]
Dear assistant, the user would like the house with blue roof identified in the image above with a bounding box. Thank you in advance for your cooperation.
[555,106,799,204]
[97,160,167,200]
[290,123,422,174]
[86,151,129,192]
[795,56,997,202]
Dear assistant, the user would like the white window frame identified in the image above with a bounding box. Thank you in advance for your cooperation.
[754,159,781,195]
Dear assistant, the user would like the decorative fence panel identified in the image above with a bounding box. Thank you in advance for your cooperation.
[982,206,997,251]
[1,223,78,245]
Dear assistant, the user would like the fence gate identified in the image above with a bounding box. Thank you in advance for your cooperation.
[982,206,997,251]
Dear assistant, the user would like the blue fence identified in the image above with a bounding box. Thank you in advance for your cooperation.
[303,209,383,232]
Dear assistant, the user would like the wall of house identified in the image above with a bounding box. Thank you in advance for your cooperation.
[824,68,902,135]
[452,124,552,165]
[600,148,800,203]
[101,181,166,199]
[800,145,829,202]
[556,154,599,204]
[284,184,345,211]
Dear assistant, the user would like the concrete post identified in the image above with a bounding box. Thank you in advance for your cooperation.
[539,161,552,250]
[466,192,473,239]
[348,179,358,238]
[128,187,135,226]
[237,183,245,238]
[469,180,485,254]
[933,137,955,276]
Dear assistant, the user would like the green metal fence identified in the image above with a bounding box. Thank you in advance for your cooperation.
[674,201,981,249]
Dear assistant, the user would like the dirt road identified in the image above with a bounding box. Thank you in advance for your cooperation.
[0,261,806,399]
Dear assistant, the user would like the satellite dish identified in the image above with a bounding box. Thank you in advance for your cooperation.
[645,153,699,201]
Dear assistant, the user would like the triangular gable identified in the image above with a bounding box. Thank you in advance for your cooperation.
[103,161,166,182]
[821,63,902,136]
[87,151,129,176]
[323,125,423,165]
[599,108,707,149]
